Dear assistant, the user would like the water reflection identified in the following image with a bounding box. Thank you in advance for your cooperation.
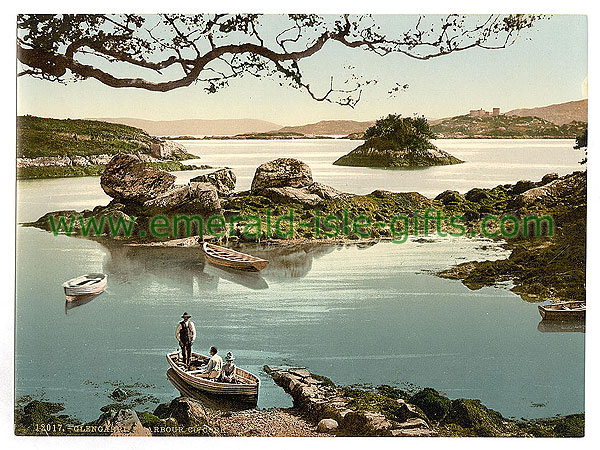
[97,240,344,293]
[203,264,268,290]
[537,320,585,333]
[237,242,343,280]
[166,368,256,411]
[64,292,105,315]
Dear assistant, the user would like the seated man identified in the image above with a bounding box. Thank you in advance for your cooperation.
[196,346,223,379]
[219,352,237,383]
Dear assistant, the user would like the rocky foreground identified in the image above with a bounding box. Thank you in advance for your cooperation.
[16,367,584,437]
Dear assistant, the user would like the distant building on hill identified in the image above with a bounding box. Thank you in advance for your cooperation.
[469,108,500,117]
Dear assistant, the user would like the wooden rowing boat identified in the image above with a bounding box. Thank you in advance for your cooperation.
[202,243,269,272]
[63,273,108,300]
[166,369,256,408]
[166,351,259,400]
[538,302,585,320]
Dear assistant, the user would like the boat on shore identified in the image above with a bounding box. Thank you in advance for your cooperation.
[202,242,269,272]
[62,273,108,300]
[538,302,585,321]
[166,351,259,401]
[166,368,255,409]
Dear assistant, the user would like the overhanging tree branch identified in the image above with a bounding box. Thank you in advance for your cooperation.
[17,14,545,103]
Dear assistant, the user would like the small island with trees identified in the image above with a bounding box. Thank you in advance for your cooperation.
[333,114,463,168]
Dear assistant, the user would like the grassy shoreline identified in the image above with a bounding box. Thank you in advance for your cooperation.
[17,161,211,180]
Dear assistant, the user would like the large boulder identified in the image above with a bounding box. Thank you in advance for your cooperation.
[153,397,208,427]
[94,408,152,436]
[541,172,559,185]
[101,153,175,202]
[142,182,221,215]
[512,172,586,209]
[251,158,313,192]
[150,139,189,159]
[409,388,451,422]
[444,399,507,436]
[190,168,236,196]
[317,418,339,433]
[435,190,466,206]
[306,182,346,201]
[512,180,536,195]
[464,187,491,203]
[262,186,323,206]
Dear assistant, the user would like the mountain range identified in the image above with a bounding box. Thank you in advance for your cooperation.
[94,99,587,137]
[505,99,587,125]
[276,120,375,136]
[90,117,280,137]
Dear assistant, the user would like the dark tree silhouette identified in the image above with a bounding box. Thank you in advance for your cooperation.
[574,129,587,164]
[17,14,542,107]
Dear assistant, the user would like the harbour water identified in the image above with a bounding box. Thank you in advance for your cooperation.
[15,139,585,421]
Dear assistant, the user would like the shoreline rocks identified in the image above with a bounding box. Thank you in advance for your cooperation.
[101,154,177,202]
[191,168,236,196]
[99,154,221,217]
[17,153,163,169]
[251,158,313,191]
[251,158,349,206]
[263,366,434,436]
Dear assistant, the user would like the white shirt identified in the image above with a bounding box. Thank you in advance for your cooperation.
[200,353,223,375]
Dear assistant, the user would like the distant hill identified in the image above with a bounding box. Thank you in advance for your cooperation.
[92,117,282,137]
[277,120,375,136]
[431,114,586,139]
[506,99,587,125]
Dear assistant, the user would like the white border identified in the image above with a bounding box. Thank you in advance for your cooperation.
[2,1,597,450]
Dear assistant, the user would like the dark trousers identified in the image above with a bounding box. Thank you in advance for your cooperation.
[180,342,192,366]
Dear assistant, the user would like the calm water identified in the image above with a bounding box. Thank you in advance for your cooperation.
[17,139,583,222]
[15,139,584,422]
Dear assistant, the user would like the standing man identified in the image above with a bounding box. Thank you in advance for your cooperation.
[176,312,196,369]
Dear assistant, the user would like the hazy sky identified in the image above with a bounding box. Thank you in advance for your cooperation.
[16,14,587,126]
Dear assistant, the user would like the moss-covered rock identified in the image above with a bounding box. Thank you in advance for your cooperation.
[410,388,452,422]
[15,400,81,436]
[444,398,509,436]
[136,411,164,430]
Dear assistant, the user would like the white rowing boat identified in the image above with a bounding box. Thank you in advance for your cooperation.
[62,273,108,299]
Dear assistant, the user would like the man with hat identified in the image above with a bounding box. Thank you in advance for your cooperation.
[175,312,196,369]
[219,352,237,383]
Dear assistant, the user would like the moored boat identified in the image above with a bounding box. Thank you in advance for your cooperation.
[166,351,259,400]
[62,273,108,300]
[202,242,269,272]
[538,301,585,320]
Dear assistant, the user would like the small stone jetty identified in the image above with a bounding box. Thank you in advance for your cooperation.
[264,366,434,436]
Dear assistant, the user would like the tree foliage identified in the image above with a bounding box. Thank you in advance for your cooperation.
[574,128,587,164]
[364,114,436,150]
[18,14,543,107]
